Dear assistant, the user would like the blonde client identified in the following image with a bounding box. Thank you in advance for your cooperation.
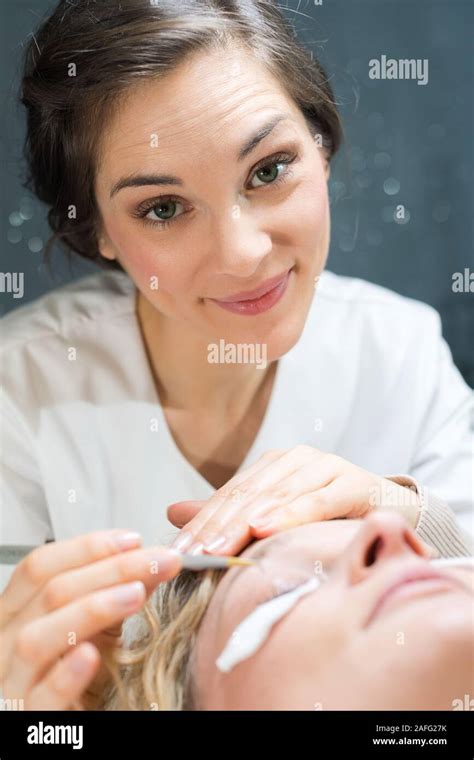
[99,512,473,711]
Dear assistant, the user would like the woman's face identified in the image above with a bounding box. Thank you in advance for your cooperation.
[194,513,474,710]
[94,45,330,360]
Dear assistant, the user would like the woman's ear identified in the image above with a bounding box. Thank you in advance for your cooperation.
[97,233,117,262]
[324,158,331,181]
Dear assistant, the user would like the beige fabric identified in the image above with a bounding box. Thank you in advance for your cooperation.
[385,474,472,557]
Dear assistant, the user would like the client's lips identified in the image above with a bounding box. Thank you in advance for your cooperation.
[365,565,466,627]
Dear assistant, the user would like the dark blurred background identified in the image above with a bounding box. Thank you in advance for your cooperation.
[1,0,473,385]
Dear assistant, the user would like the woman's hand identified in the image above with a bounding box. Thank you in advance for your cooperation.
[168,446,422,555]
[0,530,182,710]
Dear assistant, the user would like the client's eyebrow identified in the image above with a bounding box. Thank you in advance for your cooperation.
[109,113,293,198]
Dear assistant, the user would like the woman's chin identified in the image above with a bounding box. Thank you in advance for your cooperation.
[205,299,312,364]
[206,321,305,367]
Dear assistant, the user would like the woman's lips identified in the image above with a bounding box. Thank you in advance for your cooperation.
[208,268,293,316]
[365,565,467,627]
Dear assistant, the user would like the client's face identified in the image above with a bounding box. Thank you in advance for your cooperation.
[194,512,473,709]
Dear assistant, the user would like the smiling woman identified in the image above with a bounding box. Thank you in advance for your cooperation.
[20,2,341,271]
[1,0,472,713]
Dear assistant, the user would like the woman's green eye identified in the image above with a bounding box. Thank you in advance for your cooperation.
[140,198,185,226]
[152,200,178,220]
[251,161,283,188]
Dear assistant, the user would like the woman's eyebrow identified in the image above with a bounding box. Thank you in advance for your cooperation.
[108,113,293,199]
[237,113,293,161]
[110,172,183,198]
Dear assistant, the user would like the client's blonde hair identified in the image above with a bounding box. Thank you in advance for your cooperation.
[96,568,224,710]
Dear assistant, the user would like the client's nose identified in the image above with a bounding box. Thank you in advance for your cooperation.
[343,511,434,586]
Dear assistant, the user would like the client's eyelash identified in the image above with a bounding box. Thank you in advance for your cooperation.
[272,586,300,600]
[261,569,329,604]
[262,579,309,604]
[132,150,298,231]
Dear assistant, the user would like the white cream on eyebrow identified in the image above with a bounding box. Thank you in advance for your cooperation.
[215,576,322,673]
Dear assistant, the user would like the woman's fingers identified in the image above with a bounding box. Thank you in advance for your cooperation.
[249,489,334,535]
[169,449,285,550]
[6,580,146,700]
[22,546,182,624]
[249,475,420,538]
[197,474,354,555]
[210,489,333,554]
[1,529,143,622]
[27,642,101,711]
[181,449,335,553]
[1,546,183,682]
[167,500,207,528]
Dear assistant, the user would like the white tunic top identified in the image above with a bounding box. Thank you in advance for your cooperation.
[1,268,472,590]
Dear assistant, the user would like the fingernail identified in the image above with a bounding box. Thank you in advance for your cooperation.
[188,542,205,555]
[114,532,142,550]
[171,532,193,552]
[109,581,144,607]
[203,536,227,552]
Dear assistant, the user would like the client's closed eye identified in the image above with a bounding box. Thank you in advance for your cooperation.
[260,580,305,604]
[261,575,324,603]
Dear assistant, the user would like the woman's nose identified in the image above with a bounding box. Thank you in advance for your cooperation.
[212,205,272,276]
[343,511,434,586]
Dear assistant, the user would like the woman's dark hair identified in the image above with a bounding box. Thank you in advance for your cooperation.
[20,0,343,274]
